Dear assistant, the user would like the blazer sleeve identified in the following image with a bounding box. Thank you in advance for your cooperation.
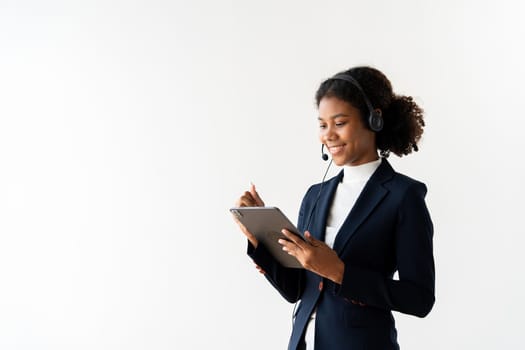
[334,181,435,317]
[246,186,314,303]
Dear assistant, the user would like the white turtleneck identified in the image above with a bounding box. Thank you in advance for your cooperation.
[324,158,382,249]
[304,158,381,350]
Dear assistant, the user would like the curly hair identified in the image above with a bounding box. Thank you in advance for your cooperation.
[315,66,425,157]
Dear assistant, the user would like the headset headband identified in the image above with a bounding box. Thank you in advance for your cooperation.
[330,73,375,112]
[329,73,383,132]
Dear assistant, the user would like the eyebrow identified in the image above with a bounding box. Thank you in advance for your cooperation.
[317,113,350,120]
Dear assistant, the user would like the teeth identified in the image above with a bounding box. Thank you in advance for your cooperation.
[329,145,344,154]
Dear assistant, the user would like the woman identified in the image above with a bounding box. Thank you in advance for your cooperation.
[234,66,435,350]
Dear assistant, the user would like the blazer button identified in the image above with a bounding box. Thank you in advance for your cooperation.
[318,281,324,291]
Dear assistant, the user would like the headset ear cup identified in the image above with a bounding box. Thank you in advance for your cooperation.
[369,111,384,132]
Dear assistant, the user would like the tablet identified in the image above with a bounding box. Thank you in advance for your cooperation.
[230,206,304,269]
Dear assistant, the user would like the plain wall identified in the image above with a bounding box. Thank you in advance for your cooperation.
[1,0,524,349]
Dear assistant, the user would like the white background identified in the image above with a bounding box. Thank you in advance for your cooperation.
[1,1,524,349]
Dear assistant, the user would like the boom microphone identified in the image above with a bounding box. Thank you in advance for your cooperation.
[321,144,329,161]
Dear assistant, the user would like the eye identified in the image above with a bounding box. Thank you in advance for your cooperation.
[335,122,346,127]
[319,124,327,129]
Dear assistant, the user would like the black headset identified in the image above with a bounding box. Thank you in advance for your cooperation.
[330,73,384,132]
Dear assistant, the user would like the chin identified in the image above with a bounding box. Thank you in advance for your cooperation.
[332,157,347,167]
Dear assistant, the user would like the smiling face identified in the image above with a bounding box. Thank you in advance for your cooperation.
[318,96,378,166]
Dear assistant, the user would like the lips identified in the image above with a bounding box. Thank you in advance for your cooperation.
[328,144,345,155]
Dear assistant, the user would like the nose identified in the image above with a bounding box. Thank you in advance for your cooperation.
[320,124,337,142]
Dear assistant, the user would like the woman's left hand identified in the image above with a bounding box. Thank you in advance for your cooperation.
[279,230,344,284]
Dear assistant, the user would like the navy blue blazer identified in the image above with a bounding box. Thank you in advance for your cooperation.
[248,159,435,350]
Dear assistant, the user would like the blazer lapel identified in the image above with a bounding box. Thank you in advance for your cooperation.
[310,170,343,242]
[332,159,395,254]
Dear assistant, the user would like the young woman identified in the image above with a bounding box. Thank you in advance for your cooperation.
[234,66,435,350]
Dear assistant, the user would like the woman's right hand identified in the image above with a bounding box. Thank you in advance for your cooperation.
[233,183,265,248]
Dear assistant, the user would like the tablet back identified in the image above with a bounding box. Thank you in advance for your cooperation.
[230,207,304,268]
